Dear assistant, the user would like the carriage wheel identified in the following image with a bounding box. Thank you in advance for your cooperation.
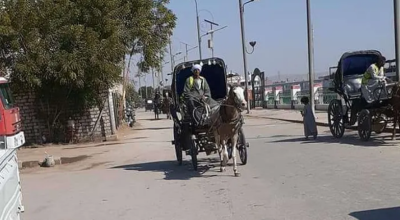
[173,125,182,165]
[358,109,372,141]
[238,128,248,165]
[328,99,345,138]
[227,128,248,165]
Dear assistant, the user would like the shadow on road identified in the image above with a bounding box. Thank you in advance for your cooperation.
[110,158,222,180]
[349,206,400,220]
[138,118,171,121]
[269,135,396,147]
[133,127,173,131]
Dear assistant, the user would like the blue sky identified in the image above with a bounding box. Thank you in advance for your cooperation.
[134,0,396,87]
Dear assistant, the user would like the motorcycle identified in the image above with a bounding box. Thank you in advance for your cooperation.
[125,107,136,127]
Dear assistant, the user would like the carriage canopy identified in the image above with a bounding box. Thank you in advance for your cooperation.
[171,58,228,105]
[331,50,382,86]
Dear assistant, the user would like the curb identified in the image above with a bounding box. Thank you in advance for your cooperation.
[18,155,89,169]
[246,115,399,134]
[246,114,328,127]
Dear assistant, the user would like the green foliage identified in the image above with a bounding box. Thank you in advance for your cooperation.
[0,0,176,142]
[125,0,176,72]
[139,86,154,100]
[125,82,140,103]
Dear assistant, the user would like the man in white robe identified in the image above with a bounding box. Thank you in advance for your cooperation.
[360,56,387,103]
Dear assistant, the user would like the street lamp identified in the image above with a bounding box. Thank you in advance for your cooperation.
[194,0,202,59]
[239,0,258,114]
[181,42,198,61]
[201,26,228,37]
[171,52,182,70]
[201,25,228,57]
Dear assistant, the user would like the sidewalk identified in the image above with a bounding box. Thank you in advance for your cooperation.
[246,109,400,135]
[247,109,329,126]
[17,124,134,169]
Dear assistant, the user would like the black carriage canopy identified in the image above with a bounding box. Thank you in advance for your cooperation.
[173,58,228,101]
[337,50,382,77]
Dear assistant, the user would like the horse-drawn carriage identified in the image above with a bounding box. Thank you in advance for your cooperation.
[170,58,249,173]
[162,89,172,119]
[328,50,399,141]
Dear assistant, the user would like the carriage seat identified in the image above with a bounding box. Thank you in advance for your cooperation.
[343,75,363,99]
[361,81,395,104]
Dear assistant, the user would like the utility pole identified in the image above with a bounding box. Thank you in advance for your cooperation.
[181,42,198,62]
[185,44,188,62]
[239,0,250,114]
[143,75,147,99]
[394,0,400,81]
[306,0,315,113]
[194,0,202,59]
[138,71,141,97]
[151,68,156,89]
[204,19,219,58]
[159,52,164,89]
[169,40,174,72]
[181,42,190,62]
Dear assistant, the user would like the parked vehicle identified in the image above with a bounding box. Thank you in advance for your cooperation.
[145,99,153,112]
[125,105,136,127]
[327,50,396,141]
[0,77,26,220]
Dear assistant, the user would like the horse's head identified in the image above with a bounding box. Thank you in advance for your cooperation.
[227,85,247,110]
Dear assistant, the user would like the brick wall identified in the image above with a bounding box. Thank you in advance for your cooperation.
[13,89,115,145]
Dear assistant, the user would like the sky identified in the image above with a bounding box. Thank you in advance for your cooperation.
[133,0,397,87]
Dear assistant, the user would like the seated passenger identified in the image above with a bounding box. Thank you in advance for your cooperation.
[182,64,217,124]
[361,55,388,103]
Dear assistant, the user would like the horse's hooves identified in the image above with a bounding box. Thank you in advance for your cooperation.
[234,172,241,177]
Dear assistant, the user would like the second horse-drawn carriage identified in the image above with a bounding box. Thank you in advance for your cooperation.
[328,50,399,141]
[170,58,249,171]
[162,89,172,119]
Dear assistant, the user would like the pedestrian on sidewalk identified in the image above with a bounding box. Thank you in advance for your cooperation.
[300,96,318,140]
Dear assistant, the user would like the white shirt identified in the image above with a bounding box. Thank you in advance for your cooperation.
[194,78,202,90]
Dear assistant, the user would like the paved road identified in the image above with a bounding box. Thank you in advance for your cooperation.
[20,110,400,220]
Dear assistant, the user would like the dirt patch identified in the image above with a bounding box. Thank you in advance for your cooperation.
[81,161,111,170]
[61,155,90,164]
[62,142,124,150]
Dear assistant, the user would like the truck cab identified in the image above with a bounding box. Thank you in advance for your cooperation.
[0,77,25,220]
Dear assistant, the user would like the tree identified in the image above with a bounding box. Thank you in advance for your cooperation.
[125,82,140,103]
[139,86,154,100]
[123,0,176,72]
[0,0,176,142]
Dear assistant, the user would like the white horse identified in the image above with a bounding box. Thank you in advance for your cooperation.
[213,85,246,177]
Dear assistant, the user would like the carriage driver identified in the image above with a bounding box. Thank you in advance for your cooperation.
[361,55,388,103]
[182,64,215,124]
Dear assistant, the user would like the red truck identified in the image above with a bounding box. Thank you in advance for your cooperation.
[0,76,25,220]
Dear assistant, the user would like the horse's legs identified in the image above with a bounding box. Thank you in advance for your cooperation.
[231,134,240,177]
[214,132,224,172]
[221,140,228,172]
[393,112,397,140]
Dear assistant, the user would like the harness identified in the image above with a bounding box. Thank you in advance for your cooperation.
[207,98,244,137]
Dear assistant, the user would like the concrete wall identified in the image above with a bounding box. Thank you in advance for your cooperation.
[13,89,117,144]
